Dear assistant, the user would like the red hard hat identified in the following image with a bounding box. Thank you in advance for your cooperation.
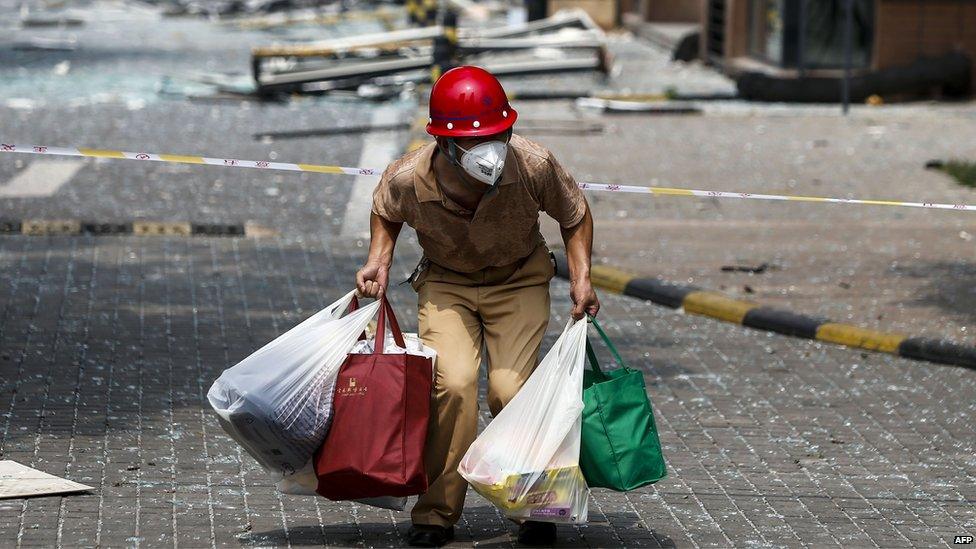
[426,66,518,138]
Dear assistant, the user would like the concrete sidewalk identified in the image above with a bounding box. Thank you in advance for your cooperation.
[0,234,973,548]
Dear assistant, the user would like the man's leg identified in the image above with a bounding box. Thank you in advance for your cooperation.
[480,245,553,416]
[411,280,483,528]
[480,245,558,546]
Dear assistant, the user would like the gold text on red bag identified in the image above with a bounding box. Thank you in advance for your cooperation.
[336,376,368,397]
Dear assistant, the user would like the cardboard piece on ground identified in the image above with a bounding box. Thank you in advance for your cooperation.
[0,461,93,499]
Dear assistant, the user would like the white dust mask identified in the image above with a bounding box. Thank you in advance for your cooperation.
[456,140,507,186]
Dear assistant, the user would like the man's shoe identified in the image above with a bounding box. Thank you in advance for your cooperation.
[517,521,556,546]
[407,524,455,547]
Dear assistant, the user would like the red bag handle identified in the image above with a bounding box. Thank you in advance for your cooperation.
[375,295,406,352]
[349,294,407,351]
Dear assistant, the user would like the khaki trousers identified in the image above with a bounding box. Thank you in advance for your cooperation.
[410,243,555,528]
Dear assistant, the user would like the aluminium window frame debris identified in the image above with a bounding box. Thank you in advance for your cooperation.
[244,9,610,98]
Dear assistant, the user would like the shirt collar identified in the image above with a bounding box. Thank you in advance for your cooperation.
[414,140,520,203]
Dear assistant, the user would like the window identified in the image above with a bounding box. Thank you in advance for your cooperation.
[749,0,785,64]
[748,0,874,69]
[802,0,873,69]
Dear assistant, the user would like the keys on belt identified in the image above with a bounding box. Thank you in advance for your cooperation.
[399,256,431,286]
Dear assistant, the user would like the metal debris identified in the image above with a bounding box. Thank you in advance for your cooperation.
[248,9,611,97]
[20,15,85,27]
[575,97,701,115]
[11,37,79,51]
[253,119,603,140]
[721,263,772,274]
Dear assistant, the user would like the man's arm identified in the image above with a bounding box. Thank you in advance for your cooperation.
[356,212,403,298]
[536,146,600,320]
[561,203,600,320]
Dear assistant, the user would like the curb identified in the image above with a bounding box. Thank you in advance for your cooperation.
[553,254,976,369]
[0,219,276,238]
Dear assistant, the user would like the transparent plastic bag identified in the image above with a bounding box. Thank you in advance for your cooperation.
[208,290,380,477]
[458,318,590,523]
[346,329,437,368]
[275,463,408,511]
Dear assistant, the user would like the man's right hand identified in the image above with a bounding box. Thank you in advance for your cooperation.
[356,260,390,299]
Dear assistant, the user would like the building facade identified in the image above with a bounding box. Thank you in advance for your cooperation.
[626,0,975,100]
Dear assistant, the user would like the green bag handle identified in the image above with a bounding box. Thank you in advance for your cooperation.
[585,315,629,374]
[585,338,603,375]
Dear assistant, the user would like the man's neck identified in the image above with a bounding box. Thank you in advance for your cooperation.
[433,147,487,209]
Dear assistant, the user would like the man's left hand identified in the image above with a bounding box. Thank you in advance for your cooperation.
[570,278,600,320]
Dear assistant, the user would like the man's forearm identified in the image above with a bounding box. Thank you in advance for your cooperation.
[367,212,403,265]
[560,204,593,282]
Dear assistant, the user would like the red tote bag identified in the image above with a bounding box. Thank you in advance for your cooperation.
[314,296,433,500]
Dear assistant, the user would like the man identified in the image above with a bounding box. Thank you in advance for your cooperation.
[356,66,599,547]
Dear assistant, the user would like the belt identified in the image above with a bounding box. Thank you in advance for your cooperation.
[398,245,554,287]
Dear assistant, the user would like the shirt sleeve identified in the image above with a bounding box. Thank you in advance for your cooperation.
[370,166,406,223]
[539,151,588,229]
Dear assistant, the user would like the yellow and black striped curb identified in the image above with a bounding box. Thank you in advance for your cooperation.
[553,254,976,369]
[0,219,278,238]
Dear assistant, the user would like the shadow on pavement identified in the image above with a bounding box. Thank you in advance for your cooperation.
[891,260,976,322]
[0,235,686,448]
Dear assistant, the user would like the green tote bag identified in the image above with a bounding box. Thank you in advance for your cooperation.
[580,317,667,491]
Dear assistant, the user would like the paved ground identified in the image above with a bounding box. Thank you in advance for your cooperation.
[0,235,974,549]
[1,2,976,548]
[526,100,976,346]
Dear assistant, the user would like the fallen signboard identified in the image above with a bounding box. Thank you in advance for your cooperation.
[0,461,93,500]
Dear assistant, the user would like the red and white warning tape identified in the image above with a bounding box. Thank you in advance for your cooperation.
[0,143,378,176]
[2,142,974,212]
[576,182,976,212]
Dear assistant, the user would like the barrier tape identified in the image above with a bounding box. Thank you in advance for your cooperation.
[2,143,974,212]
[0,143,378,176]
[575,182,976,212]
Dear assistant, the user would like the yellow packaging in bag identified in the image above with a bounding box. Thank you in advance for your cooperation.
[468,466,588,523]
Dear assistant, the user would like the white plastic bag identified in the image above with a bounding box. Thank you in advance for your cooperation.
[458,318,590,523]
[274,463,408,510]
[208,290,380,477]
[275,324,437,511]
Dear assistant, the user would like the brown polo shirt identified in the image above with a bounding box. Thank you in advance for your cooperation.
[371,133,588,273]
